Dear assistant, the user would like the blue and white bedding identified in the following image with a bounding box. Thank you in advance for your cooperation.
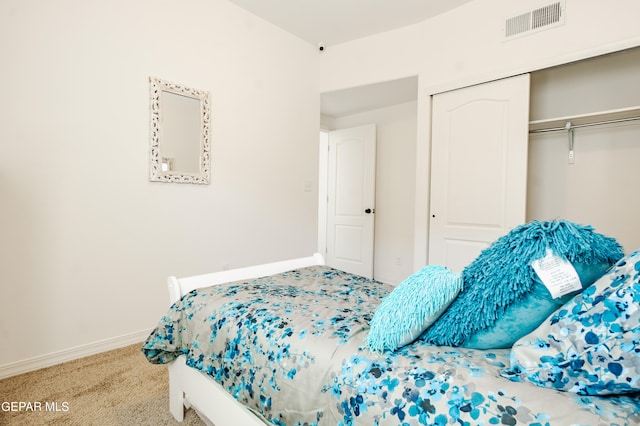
[143,262,640,425]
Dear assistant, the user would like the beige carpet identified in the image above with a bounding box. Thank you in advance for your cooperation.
[0,344,205,425]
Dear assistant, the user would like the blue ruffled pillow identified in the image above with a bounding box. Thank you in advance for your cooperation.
[502,249,640,395]
[367,265,462,352]
[421,220,624,349]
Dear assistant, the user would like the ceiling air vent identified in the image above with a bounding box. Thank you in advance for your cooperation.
[505,1,565,39]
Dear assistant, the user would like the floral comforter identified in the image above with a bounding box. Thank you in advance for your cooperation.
[142,266,640,425]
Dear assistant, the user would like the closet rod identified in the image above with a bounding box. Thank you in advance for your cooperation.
[529,115,640,134]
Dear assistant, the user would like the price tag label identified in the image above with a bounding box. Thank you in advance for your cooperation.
[531,249,582,298]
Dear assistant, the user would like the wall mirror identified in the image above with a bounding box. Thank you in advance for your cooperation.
[149,76,211,184]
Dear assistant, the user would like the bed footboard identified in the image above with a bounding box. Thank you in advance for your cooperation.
[167,253,325,304]
[165,254,325,424]
[168,356,267,425]
[168,359,185,421]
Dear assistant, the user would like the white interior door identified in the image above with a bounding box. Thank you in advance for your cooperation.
[429,74,530,272]
[326,124,376,278]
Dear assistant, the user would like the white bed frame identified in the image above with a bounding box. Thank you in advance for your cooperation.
[165,253,326,425]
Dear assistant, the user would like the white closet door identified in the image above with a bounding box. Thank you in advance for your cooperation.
[429,74,530,272]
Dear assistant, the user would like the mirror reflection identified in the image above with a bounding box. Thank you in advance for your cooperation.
[149,77,211,184]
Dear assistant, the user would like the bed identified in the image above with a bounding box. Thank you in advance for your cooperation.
[143,221,640,425]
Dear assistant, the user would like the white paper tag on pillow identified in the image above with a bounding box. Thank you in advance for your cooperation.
[531,249,582,298]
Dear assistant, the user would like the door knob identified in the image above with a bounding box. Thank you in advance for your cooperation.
[364,208,374,214]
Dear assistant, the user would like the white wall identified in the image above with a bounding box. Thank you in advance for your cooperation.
[330,102,417,285]
[0,0,319,371]
[319,0,640,268]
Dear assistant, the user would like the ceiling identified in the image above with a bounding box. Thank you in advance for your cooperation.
[227,0,473,117]
[228,0,473,47]
[321,76,418,117]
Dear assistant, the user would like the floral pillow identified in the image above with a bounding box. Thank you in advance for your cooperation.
[501,249,640,395]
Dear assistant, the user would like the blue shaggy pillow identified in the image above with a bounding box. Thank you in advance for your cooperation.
[502,249,640,395]
[367,265,462,352]
[421,220,624,349]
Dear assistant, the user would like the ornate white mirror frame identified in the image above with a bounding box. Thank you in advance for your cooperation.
[149,77,211,184]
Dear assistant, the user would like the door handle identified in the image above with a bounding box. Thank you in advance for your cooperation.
[364,208,374,214]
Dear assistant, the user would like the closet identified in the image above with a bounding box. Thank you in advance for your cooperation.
[527,47,640,253]
[429,46,640,269]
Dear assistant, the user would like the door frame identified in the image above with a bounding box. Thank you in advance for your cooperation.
[317,129,329,256]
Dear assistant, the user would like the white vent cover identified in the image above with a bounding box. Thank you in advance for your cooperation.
[505,1,565,39]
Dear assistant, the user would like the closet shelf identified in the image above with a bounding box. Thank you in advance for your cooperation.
[529,105,640,133]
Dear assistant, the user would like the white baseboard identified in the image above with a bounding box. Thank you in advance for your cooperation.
[0,328,153,380]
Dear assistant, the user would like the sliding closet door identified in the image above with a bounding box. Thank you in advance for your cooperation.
[429,74,530,272]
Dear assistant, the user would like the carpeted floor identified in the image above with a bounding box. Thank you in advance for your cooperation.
[0,343,205,425]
